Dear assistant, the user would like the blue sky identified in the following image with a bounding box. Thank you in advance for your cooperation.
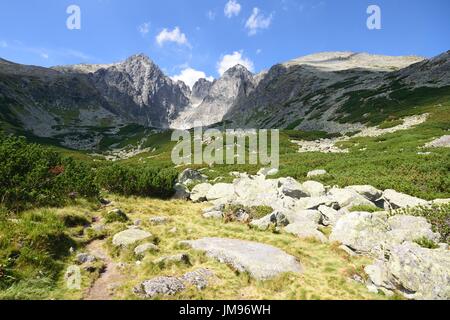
[0,0,449,86]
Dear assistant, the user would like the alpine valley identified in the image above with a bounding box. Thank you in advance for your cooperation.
[1,51,449,151]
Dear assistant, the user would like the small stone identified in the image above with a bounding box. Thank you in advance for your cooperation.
[154,253,190,266]
[180,268,214,290]
[135,276,185,298]
[149,216,171,225]
[112,229,152,247]
[307,169,327,178]
[134,243,159,256]
[76,253,97,264]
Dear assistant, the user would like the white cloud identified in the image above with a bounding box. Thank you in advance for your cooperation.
[172,68,214,89]
[217,51,254,76]
[138,22,150,36]
[156,27,189,47]
[224,0,241,18]
[207,10,216,21]
[245,7,273,36]
[0,41,7,48]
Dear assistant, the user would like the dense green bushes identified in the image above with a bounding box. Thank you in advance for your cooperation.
[0,134,99,211]
[95,163,178,198]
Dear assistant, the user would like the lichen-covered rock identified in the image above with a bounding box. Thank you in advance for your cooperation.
[135,276,185,298]
[365,242,450,300]
[307,169,327,178]
[345,185,383,202]
[190,183,212,202]
[318,205,344,226]
[250,211,289,230]
[383,189,428,209]
[328,188,377,209]
[134,243,159,256]
[112,229,152,247]
[181,237,303,280]
[206,183,235,201]
[180,268,214,290]
[278,177,309,199]
[285,210,322,225]
[301,181,326,197]
[284,223,328,243]
[76,253,97,264]
[149,216,171,225]
[329,212,390,255]
[387,215,441,243]
[154,253,190,266]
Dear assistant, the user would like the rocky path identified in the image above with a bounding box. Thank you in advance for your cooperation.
[84,239,126,300]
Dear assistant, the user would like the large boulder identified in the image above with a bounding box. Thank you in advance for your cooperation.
[284,223,328,243]
[383,189,428,209]
[284,210,322,225]
[181,237,303,280]
[328,188,377,209]
[278,177,309,199]
[302,181,326,197]
[345,185,382,202]
[206,183,235,201]
[296,196,338,210]
[190,183,212,202]
[365,242,450,300]
[330,212,390,256]
[178,169,207,185]
[112,229,152,247]
[387,215,441,243]
[233,176,280,208]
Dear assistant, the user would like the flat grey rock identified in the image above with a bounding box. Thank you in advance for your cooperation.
[181,237,303,280]
[135,276,185,298]
[112,229,152,247]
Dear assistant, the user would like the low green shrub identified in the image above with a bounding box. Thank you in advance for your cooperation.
[95,164,178,198]
[0,134,99,211]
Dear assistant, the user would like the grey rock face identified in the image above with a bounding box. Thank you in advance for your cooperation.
[181,237,303,280]
[365,242,450,300]
[171,64,255,129]
[345,185,383,202]
[278,177,309,199]
[191,78,213,102]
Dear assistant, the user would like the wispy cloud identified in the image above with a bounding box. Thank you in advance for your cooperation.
[138,22,150,36]
[156,27,190,47]
[207,10,216,21]
[245,8,273,36]
[224,0,241,18]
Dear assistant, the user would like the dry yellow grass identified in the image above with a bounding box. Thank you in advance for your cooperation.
[88,194,386,300]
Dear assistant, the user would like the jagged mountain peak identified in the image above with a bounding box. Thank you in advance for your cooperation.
[223,64,253,77]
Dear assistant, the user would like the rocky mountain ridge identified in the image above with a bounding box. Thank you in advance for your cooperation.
[1,50,449,149]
